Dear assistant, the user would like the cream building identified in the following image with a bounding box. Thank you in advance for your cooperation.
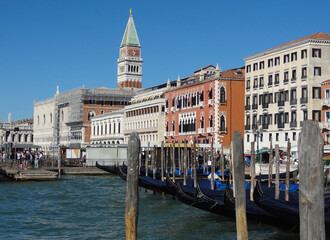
[244,32,330,152]
[90,109,124,144]
[124,88,166,145]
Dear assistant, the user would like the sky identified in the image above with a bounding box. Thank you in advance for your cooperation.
[0,0,330,121]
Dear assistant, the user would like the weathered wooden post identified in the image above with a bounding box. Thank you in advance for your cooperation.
[285,139,291,201]
[161,141,164,182]
[250,142,255,201]
[203,148,206,173]
[172,143,176,183]
[145,142,150,176]
[116,145,119,167]
[193,137,197,188]
[183,140,187,186]
[178,144,181,174]
[152,145,156,179]
[233,131,248,240]
[211,138,215,190]
[268,139,273,188]
[125,132,140,240]
[275,144,280,200]
[299,121,325,240]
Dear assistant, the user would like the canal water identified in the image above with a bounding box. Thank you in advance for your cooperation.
[0,175,299,239]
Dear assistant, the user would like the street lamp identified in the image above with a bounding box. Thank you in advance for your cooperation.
[253,119,263,164]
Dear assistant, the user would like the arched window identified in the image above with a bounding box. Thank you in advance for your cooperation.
[220,87,226,104]
[166,121,169,132]
[118,123,121,133]
[172,120,175,132]
[87,111,95,121]
[200,90,204,101]
[209,115,213,128]
[137,66,139,73]
[209,88,213,99]
[200,116,204,128]
[220,116,226,132]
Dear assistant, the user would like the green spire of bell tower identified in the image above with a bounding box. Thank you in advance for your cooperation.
[120,9,140,47]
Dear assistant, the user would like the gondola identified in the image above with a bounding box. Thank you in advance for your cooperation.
[96,161,118,174]
[253,180,330,233]
[246,169,299,180]
[139,176,171,194]
[223,184,279,223]
[117,164,127,181]
[195,183,230,216]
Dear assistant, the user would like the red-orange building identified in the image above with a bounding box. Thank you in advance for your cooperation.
[164,65,245,153]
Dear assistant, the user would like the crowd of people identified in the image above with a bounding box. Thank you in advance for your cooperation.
[1,151,45,169]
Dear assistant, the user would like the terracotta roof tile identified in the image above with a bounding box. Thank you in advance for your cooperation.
[321,79,330,84]
[268,32,330,51]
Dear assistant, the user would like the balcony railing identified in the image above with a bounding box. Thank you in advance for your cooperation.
[274,81,280,86]
[278,100,285,107]
[208,99,213,105]
[322,121,330,129]
[268,82,272,87]
[245,105,251,110]
[198,128,204,134]
[245,125,251,130]
[252,104,258,110]
[169,131,174,137]
[206,127,213,134]
[220,100,226,105]
[290,99,297,105]
[262,124,269,130]
[291,77,296,82]
[171,107,175,112]
[259,84,264,88]
[278,122,285,129]
[302,75,307,81]
[164,132,169,137]
[199,101,204,107]
[284,79,289,84]
[290,122,297,128]
[246,86,250,90]
[165,108,168,113]
[300,98,308,104]
[262,102,269,109]
[322,98,330,107]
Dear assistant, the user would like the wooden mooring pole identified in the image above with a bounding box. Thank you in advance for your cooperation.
[183,140,187,186]
[161,141,164,182]
[211,138,215,190]
[193,137,197,188]
[268,139,273,188]
[250,142,255,201]
[233,131,248,240]
[275,144,280,200]
[172,143,176,183]
[285,139,291,201]
[298,121,325,240]
[125,132,140,240]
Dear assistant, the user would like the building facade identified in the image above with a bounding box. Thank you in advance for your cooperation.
[90,109,124,144]
[0,114,35,154]
[164,65,245,153]
[244,32,330,152]
[123,88,166,145]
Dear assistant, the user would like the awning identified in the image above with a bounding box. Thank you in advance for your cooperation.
[255,148,270,154]
[67,143,81,149]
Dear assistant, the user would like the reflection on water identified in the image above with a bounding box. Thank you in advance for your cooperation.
[0,175,299,239]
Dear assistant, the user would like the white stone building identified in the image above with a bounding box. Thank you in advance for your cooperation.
[90,109,124,144]
[244,32,330,152]
[123,88,166,145]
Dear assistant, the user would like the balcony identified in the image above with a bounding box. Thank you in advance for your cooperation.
[262,102,269,109]
[245,125,251,130]
[290,99,297,105]
[322,121,330,130]
[253,85,258,89]
[262,124,269,130]
[268,82,272,87]
[252,124,257,130]
[300,98,308,104]
[274,81,280,86]
[165,108,168,113]
[278,122,285,129]
[164,132,169,137]
[245,105,251,110]
[278,100,285,107]
[206,127,213,134]
[219,127,226,133]
[252,104,258,110]
[198,128,205,134]
[322,98,330,107]
[169,131,174,137]
[302,75,307,81]
[208,99,213,106]
[199,101,204,108]
[259,84,264,89]
[284,79,289,84]
[171,107,175,112]
[291,78,296,83]
[246,86,250,90]
[220,100,226,105]
[290,122,297,128]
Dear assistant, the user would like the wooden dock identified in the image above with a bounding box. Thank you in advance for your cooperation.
[0,168,58,181]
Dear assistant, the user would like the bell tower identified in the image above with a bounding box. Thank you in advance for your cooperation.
[117,9,143,88]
